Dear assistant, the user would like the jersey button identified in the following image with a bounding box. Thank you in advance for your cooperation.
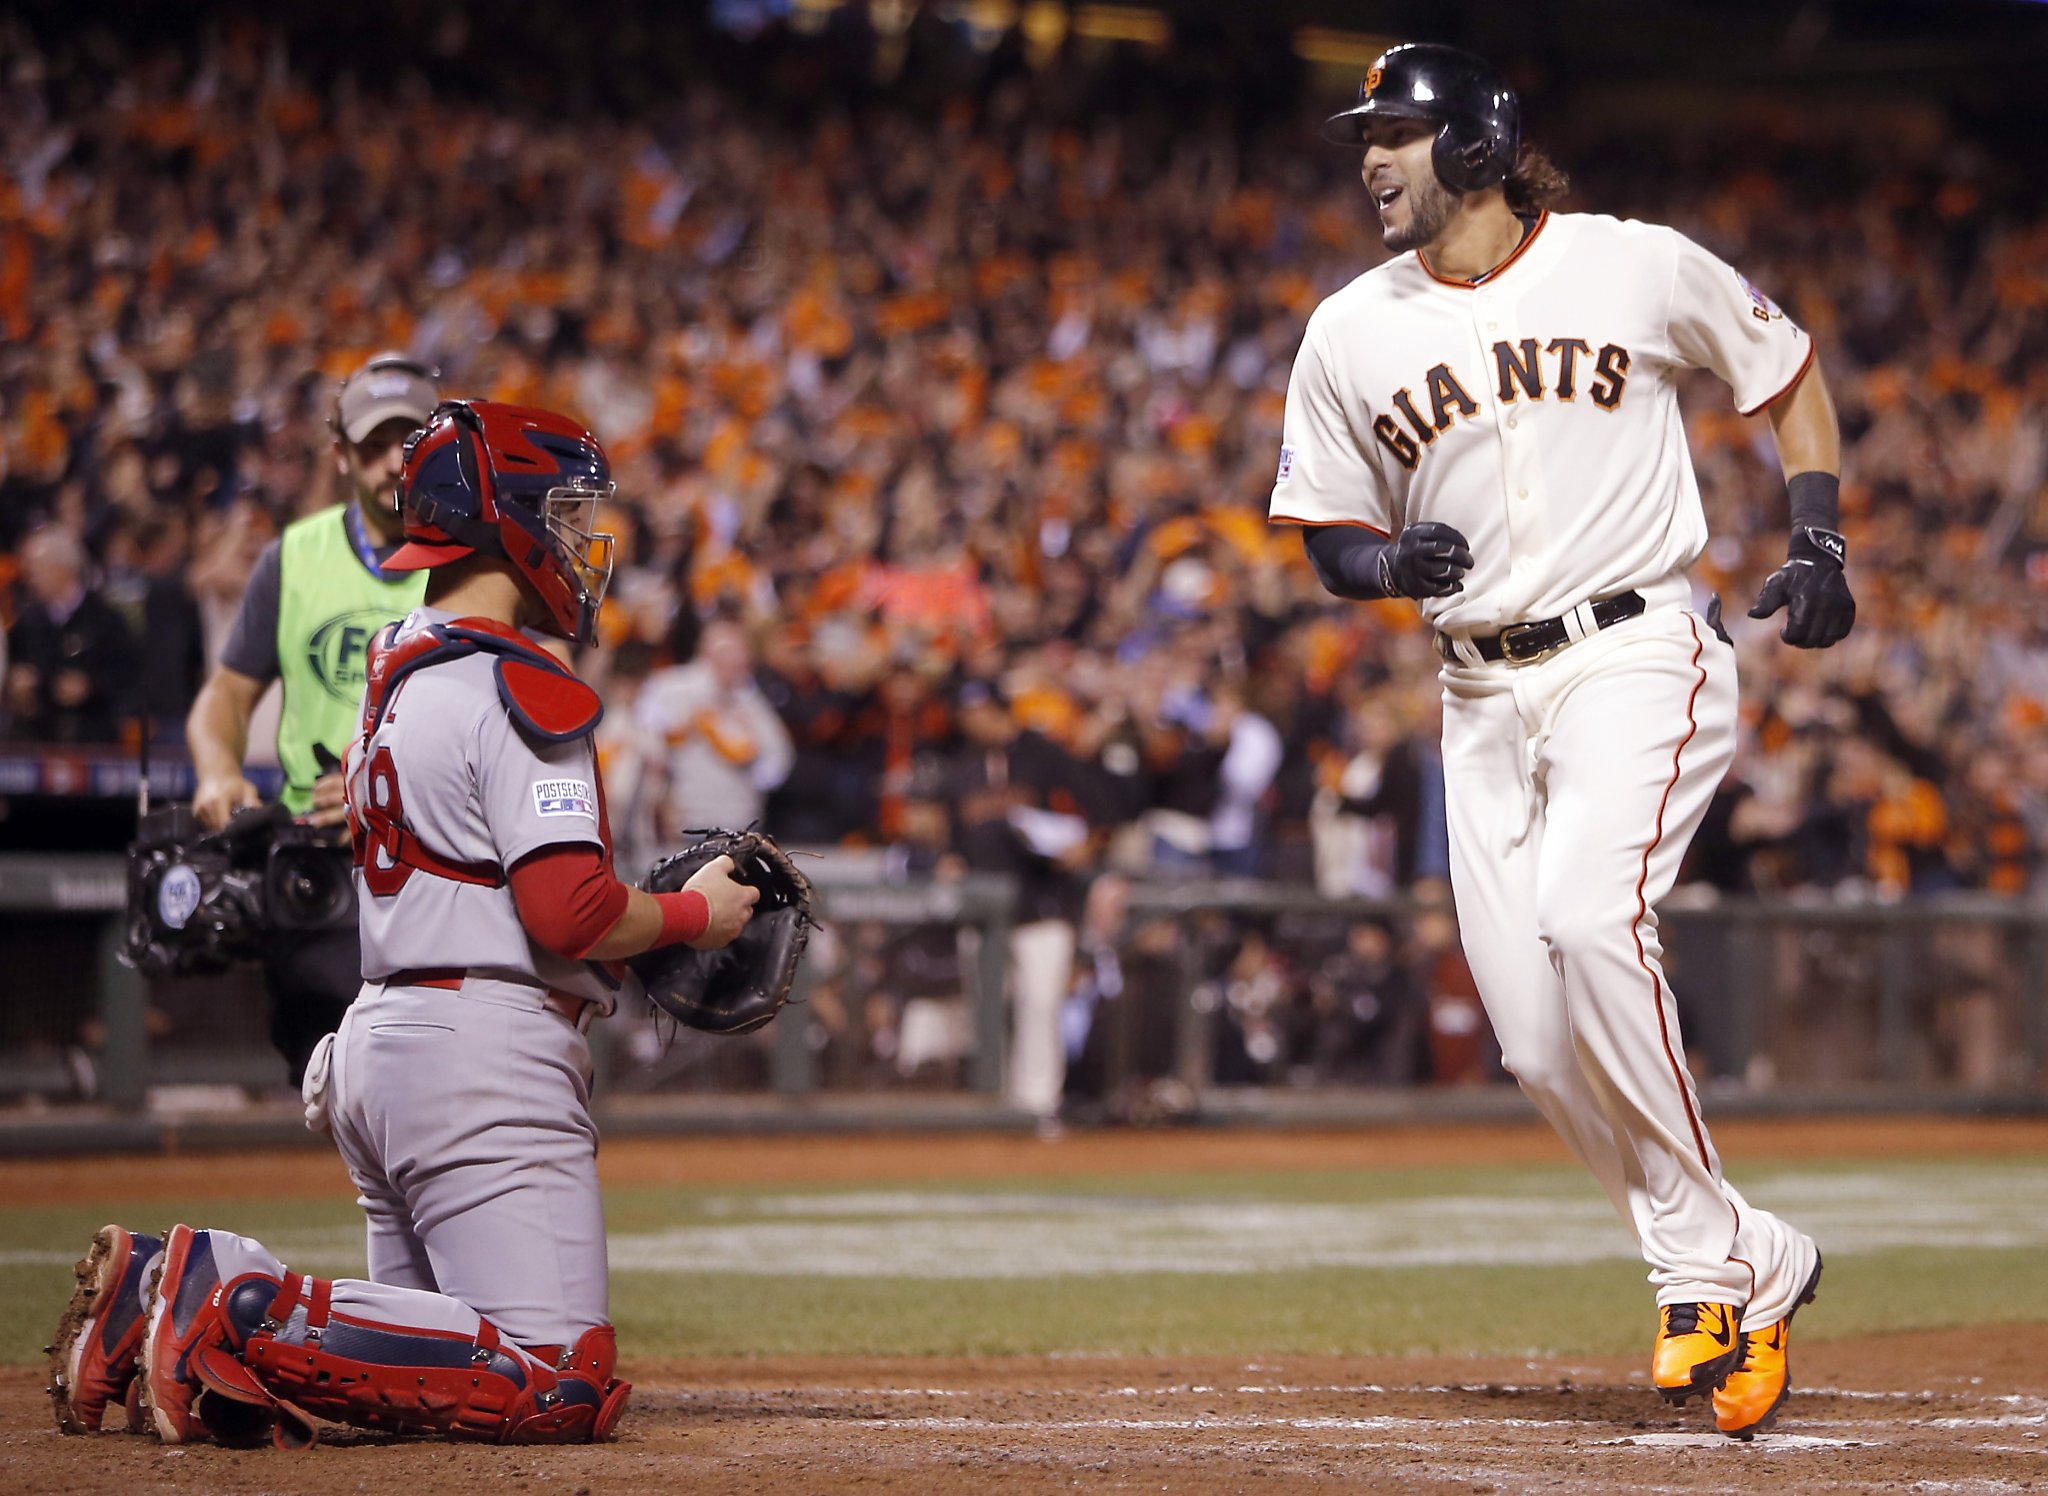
[1518,487,1530,500]
[1507,415,1519,429]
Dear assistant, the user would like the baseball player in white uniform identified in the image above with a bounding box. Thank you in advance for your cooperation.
[1271,45,1853,1439]
[47,400,756,1448]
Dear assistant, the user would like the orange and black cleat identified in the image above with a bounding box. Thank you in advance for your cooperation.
[1652,1300,1747,1405]
[1715,1253,1824,1440]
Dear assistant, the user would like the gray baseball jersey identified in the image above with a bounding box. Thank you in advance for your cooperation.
[344,606,623,1014]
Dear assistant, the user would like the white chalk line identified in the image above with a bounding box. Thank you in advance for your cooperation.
[845,1414,1585,1433]
[822,1413,2015,1457]
[1598,1432,1867,1450]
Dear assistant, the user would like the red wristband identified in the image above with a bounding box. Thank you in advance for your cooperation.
[654,889,710,947]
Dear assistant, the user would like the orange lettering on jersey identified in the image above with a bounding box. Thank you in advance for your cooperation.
[1548,337,1591,400]
[1590,343,1632,410]
[1424,363,1480,429]
[1373,413,1421,470]
[1390,388,1436,445]
[1494,339,1544,402]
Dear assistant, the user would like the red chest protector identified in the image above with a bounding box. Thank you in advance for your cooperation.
[351,618,607,889]
[360,617,604,744]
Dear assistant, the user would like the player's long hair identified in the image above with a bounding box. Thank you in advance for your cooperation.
[1503,145,1571,214]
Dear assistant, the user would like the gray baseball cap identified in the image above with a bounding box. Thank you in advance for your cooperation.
[333,354,438,445]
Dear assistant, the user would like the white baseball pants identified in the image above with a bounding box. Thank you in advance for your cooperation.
[1008,918,1078,1120]
[1440,594,1817,1329]
[318,983,609,1348]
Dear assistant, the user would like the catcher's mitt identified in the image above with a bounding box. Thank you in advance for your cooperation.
[629,830,813,1035]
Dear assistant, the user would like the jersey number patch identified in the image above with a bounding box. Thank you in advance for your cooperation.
[355,746,414,897]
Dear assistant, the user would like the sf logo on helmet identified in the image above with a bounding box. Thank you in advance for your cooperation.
[1366,64,1383,94]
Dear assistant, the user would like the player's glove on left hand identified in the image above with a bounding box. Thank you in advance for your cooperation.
[1748,527,1855,649]
[629,830,813,1035]
[1376,522,1475,599]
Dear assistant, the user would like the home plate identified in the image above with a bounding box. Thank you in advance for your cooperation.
[1601,1432,1867,1450]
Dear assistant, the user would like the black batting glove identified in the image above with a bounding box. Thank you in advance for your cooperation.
[1748,526,1855,649]
[1377,522,1475,599]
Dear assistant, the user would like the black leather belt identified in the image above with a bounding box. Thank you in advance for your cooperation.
[1439,590,1646,665]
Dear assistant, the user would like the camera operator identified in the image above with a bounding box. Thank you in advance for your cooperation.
[182,354,437,1082]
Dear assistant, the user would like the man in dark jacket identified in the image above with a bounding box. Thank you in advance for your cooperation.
[5,527,136,743]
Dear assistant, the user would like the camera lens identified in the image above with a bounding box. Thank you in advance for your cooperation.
[271,847,353,928]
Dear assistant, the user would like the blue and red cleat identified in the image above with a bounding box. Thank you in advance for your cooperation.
[47,1224,164,1434]
[135,1223,230,1444]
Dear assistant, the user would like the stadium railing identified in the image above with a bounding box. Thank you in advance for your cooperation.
[1,852,2043,1121]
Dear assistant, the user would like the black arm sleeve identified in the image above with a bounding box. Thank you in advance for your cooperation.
[217,540,284,682]
[1302,526,1394,601]
[1786,470,1841,536]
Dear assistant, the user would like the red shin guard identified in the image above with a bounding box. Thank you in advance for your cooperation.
[219,1273,630,1444]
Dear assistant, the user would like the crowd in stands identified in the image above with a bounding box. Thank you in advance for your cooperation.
[2,14,2045,1089]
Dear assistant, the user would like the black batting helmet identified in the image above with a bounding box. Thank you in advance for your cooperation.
[1321,43,1520,195]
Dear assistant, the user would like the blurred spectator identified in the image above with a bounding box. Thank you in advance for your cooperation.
[1206,682,1285,878]
[1314,690,1450,899]
[101,515,207,734]
[1058,872,1131,1106]
[593,638,663,877]
[840,662,958,851]
[637,618,795,837]
[1412,905,1500,1085]
[1208,928,1296,1085]
[5,528,135,743]
[950,679,1104,1124]
[1306,919,1426,1085]
[758,628,874,845]
[0,14,2043,901]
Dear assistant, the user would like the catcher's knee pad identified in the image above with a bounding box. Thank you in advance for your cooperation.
[223,1274,629,1444]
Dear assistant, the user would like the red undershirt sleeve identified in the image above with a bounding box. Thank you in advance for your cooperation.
[508,844,632,961]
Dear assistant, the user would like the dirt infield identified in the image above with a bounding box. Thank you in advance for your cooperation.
[8,1120,2046,1491]
[7,1115,2048,1205]
[8,1326,2046,1494]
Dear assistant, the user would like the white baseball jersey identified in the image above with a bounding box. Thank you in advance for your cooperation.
[344,605,623,1014]
[1268,210,1812,633]
[1269,205,1824,1337]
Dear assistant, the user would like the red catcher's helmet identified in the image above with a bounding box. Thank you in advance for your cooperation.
[386,400,616,645]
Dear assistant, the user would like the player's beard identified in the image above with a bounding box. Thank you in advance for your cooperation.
[1382,172,1460,253]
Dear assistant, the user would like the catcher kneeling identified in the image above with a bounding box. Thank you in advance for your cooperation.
[46,400,808,1448]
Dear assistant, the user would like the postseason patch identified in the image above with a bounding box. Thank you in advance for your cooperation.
[1735,271,1784,323]
[1275,444,1296,484]
[533,778,596,819]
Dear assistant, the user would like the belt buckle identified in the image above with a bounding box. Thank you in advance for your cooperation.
[1498,622,1561,665]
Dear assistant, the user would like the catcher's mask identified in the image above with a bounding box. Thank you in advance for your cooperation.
[1320,42,1520,195]
[386,399,616,646]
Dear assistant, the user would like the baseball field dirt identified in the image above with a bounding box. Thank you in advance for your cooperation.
[4,1119,2044,1493]
[8,1330,2045,1494]
[6,1115,2047,1200]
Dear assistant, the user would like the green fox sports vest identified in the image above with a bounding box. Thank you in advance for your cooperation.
[273,506,427,814]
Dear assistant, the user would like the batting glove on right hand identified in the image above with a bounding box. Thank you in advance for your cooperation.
[1748,526,1856,649]
[1377,522,1475,599]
